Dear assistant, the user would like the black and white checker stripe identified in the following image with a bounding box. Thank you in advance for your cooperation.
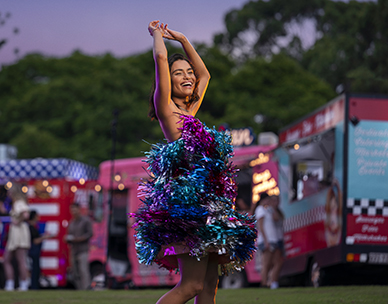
[347,198,388,216]
[0,158,98,181]
[284,205,325,232]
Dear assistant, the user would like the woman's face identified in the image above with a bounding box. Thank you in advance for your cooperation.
[170,60,196,99]
[271,196,280,208]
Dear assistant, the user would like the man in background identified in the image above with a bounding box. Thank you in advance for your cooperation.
[64,203,93,290]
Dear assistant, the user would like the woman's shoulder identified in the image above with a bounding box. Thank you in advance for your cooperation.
[13,199,28,206]
[255,205,267,218]
[12,199,29,212]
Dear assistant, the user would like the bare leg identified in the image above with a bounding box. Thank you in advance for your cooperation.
[194,253,219,304]
[260,250,273,287]
[156,254,209,304]
[270,249,284,286]
[3,249,15,281]
[15,248,29,281]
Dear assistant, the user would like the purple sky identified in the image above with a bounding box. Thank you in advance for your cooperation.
[1,0,249,66]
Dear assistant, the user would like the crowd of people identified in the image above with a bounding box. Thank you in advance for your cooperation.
[0,184,93,291]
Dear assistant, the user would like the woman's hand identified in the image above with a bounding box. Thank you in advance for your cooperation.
[148,20,163,36]
[160,23,186,42]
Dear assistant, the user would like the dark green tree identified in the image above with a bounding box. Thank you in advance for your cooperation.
[215,0,387,93]
[0,11,20,57]
[0,45,334,164]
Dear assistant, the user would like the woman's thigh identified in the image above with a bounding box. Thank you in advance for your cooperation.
[177,254,209,286]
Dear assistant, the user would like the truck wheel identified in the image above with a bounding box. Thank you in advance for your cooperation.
[220,271,247,289]
[0,264,5,289]
[306,260,325,287]
[90,263,105,289]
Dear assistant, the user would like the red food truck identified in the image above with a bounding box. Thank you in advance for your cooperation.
[0,158,100,288]
[275,93,388,286]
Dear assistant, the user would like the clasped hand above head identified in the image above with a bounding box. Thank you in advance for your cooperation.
[148,20,185,42]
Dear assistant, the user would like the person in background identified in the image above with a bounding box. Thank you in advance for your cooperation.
[64,202,93,290]
[252,193,284,289]
[3,183,30,291]
[0,185,12,215]
[269,195,284,289]
[28,210,51,290]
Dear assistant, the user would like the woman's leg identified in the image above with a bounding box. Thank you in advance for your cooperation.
[3,249,14,281]
[270,248,284,289]
[14,248,29,281]
[260,250,273,287]
[156,254,209,304]
[194,253,219,304]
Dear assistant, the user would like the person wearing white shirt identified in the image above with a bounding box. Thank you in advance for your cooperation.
[252,193,284,289]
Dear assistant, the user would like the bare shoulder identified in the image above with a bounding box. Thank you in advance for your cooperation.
[157,102,191,142]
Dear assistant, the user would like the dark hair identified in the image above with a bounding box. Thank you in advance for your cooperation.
[250,192,271,215]
[258,192,270,205]
[148,53,200,120]
[70,202,80,208]
[29,209,38,221]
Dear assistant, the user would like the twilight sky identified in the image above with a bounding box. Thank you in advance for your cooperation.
[1,0,249,66]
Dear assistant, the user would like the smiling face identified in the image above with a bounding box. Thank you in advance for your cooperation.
[170,59,196,100]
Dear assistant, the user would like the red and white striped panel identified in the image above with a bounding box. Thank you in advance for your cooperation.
[284,205,325,232]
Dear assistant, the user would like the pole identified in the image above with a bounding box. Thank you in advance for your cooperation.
[105,109,119,288]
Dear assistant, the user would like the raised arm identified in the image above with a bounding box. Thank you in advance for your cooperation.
[163,24,211,115]
[148,21,172,120]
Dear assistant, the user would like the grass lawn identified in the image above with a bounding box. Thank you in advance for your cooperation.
[0,286,387,304]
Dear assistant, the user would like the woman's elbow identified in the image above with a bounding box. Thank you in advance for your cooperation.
[154,52,167,62]
[203,71,211,81]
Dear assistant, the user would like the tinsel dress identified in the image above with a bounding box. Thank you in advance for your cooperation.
[132,115,257,275]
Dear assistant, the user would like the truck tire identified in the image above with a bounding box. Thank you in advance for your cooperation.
[306,259,325,287]
[90,262,105,289]
[220,271,247,289]
[0,264,5,289]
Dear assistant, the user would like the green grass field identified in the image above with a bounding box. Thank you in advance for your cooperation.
[0,286,387,304]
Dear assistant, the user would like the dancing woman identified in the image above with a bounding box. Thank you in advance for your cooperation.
[131,21,257,304]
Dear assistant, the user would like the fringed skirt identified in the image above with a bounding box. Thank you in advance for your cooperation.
[131,115,257,275]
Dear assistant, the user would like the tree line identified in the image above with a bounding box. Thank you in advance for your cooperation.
[0,0,386,166]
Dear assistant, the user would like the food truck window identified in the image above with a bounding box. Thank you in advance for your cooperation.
[289,129,335,201]
[92,191,104,222]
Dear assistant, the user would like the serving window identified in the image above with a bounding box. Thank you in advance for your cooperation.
[287,129,335,201]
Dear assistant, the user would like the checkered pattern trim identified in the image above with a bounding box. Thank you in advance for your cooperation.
[0,158,98,181]
[284,205,325,232]
[347,198,388,216]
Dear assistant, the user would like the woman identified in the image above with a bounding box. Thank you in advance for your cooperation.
[131,21,257,304]
[253,193,283,288]
[3,183,30,291]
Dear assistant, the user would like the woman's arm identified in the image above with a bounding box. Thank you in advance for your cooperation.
[258,217,269,249]
[148,21,172,120]
[163,24,211,115]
